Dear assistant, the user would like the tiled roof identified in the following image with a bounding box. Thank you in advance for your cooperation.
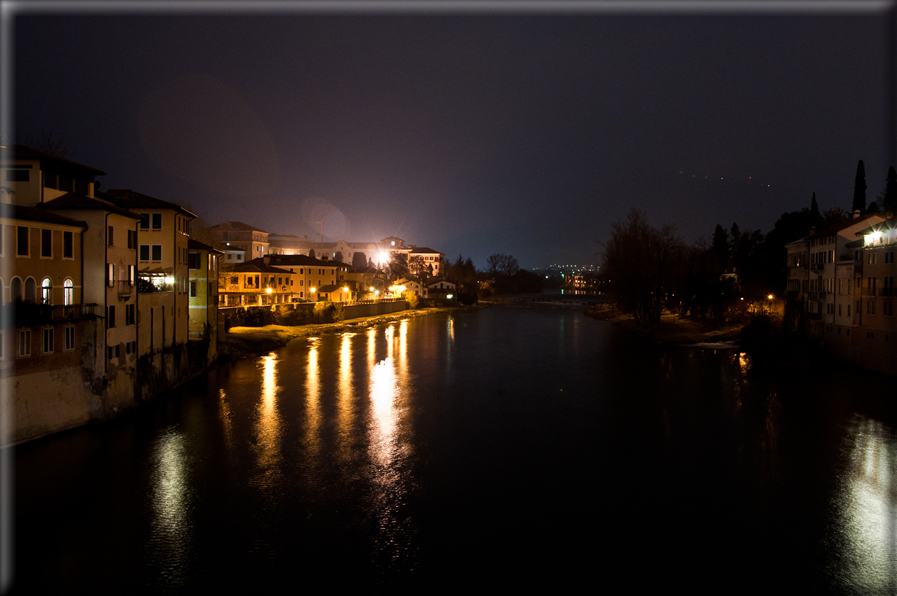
[264,254,346,268]
[0,203,87,228]
[408,246,442,254]
[103,189,197,218]
[228,261,287,274]
[39,192,143,219]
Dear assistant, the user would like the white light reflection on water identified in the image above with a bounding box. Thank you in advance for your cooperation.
[251,353,283,491]
[218,388,235,458]
[838,414,897,592]
[367,320,416,568]
[149,426,193,581]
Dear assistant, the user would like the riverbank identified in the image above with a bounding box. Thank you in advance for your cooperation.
[219,305,480,360]
[584,303,743,346]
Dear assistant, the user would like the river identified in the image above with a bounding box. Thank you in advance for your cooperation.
[9,307,897,593]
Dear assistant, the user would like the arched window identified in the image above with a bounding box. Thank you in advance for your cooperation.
[10,277,22,302]
[64,278,74,306]
[41,278,52,305]
[24,277,36,303]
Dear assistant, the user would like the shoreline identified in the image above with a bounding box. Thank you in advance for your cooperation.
[219,305,481,360]
[583,303,744,347]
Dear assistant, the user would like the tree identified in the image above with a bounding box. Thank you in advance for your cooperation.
[388,252,408,280]
[352,251,367,269]
[884,166,897,215]
[308,248,316,258]
[853,160,867,214]
[712,224,728,266]
[810,192,820,225]
[26,128,70,158]
[334,251,344,263]
[602,208,685,326]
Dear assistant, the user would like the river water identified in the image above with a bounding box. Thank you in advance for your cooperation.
[9,307,897,593]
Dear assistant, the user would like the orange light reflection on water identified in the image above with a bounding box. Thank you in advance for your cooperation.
[252,353,283,490]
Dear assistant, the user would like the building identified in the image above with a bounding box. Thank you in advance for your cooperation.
[188,238,222,364]
[209,221,270,264]
[784,211,896,375]
[407,246,445,279]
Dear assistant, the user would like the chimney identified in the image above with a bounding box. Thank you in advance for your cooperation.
[853,209,861,219]
[263,256,270,265]
[810,225,816,236]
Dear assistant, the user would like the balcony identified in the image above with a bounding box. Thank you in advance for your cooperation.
[4,301,99,326]
[117,280,134,299]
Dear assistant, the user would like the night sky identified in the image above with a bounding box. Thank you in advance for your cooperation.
[8,3,895,269]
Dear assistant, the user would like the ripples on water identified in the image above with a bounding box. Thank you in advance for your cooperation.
[10,309,897,593]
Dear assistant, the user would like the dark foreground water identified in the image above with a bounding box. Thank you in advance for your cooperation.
[9,308,897,593]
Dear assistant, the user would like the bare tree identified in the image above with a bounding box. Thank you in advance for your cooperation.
[27,128,70,158]
[602,208,685,326]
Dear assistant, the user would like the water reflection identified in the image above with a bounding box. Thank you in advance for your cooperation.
[149,426,192,581]
[367,320,416,568]
[839,415,897,592]
[251,353,283,491]
[218,388,235,457]
[337,333,356,462]
[305,338,322,461]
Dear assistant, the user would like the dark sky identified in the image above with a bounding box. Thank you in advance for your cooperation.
[9,3,895,269]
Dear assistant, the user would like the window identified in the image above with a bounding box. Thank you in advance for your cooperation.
[63,231,73,259]
[41,278,51,304]
[24,278,35,302]
[64,326,75,351]
[189,281,197,298]
[62,277,75,306]
[107,305,116,329]
[886,251,895,264]
[10,278,22,302]
[151,245,162,261]
[129,265,135,285]
[188,252,200,269]
[126,303,135,325]
[128,230,136,249]
[17,226,28,256]
[139,245,150,262]
[5,169,29,182]
[108,345,120,360]
[42,328,54,354]
[18,329,31,357]
[41,229,52,257]
[108,226,114,246]
[152,213,162,230]
[139,214,150,230]
[108,263,115,287]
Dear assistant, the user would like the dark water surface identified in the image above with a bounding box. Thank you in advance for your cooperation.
[10,308,897,593]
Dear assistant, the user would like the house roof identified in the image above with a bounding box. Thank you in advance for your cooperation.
[408,246,442,255]
[425,277,455,287]
[188,237,223,253]
[808,213,883,239]
[0,144,106,176]
[209,221,268,233]
[851,218,897,238]
[103,189,197,218]
[263,254,347,268]
[228,260,287,274]
[0,203,88,228]
[39,192,143,220]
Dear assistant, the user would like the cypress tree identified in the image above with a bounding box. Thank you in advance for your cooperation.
[810,192,821,223]
[884,166,897,215]
[853,160,866,214]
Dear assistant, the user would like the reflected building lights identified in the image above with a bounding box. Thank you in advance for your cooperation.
[218,388,235,456]
[150,426,192,577]
[839,416,896,591]
[252,353,283,491]
[305,338,322,460]
[338,333,356,459]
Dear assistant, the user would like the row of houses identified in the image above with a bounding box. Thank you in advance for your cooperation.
[221,254,458,307]
[0,145,222,445]
[207,220,446,279]
[785,210,897,375]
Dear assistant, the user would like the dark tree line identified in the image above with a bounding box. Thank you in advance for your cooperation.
[602,160,896,329]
